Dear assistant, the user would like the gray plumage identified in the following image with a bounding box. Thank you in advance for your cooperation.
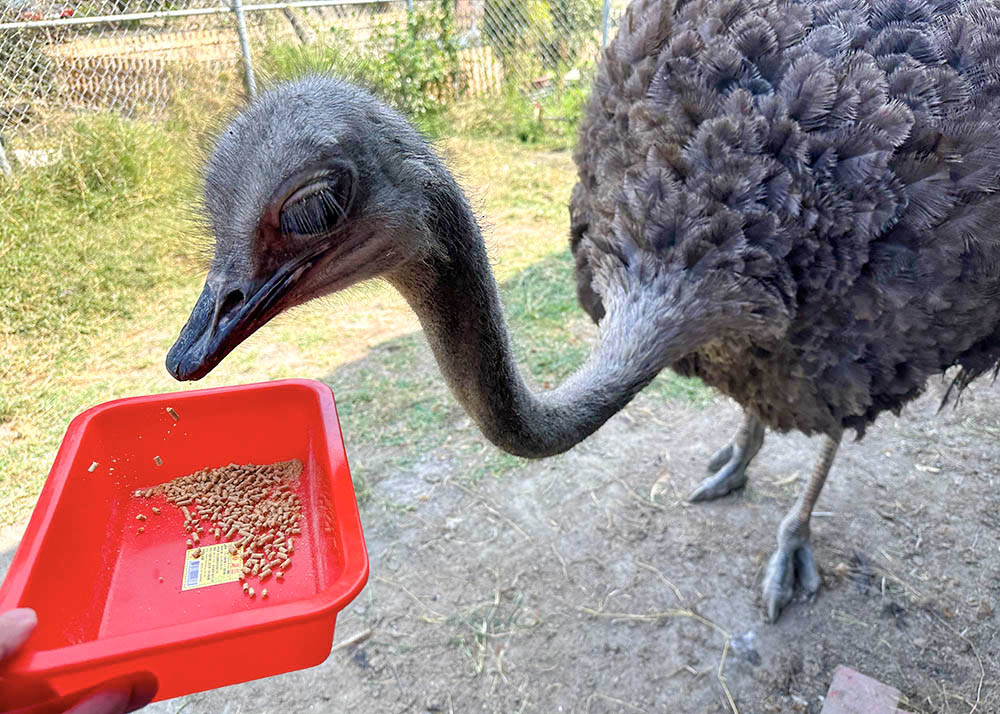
[572,0,1000,438]
[166,0,1000,622]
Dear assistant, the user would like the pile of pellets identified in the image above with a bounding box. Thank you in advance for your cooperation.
[133,458,303,598]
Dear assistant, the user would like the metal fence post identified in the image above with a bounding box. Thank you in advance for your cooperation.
[232,0,257,97]
[601,0,611,48]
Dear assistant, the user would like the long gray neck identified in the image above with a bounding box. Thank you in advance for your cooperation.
[389,184,718,458]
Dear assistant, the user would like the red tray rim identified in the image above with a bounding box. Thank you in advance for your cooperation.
[0,378,370,677]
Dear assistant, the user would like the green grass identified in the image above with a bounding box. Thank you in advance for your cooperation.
[2,115,192,336]
[446,83,591,151]
[0,108,709,526]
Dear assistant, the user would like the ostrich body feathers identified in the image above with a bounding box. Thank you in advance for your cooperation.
[571,0,1000,437]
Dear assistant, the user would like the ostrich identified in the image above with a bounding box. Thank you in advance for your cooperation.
[166,0,1000,621]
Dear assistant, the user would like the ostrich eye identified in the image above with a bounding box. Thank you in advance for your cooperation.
[278,169,354,238]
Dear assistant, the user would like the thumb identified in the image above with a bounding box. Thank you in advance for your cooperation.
[0,609,38,662]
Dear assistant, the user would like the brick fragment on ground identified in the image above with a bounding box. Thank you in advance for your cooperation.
[821,665,903,714]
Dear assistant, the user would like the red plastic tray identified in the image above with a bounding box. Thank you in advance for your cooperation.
[0,379,369,705]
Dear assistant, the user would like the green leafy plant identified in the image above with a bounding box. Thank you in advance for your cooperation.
[260,0,464,127]
[364,0,464,119]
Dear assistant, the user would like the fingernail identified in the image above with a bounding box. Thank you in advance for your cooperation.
[0,608,38,630]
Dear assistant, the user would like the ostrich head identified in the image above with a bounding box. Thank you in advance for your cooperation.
[167,75,790,457]
[167,77,442,380]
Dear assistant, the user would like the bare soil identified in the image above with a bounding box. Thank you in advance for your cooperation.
[4,369,998,713]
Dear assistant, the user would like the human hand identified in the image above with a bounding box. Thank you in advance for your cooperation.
[0,608,157,714]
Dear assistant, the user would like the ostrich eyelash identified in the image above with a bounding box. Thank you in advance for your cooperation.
[279,183,348,237]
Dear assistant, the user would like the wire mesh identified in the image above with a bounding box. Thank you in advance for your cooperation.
[0,0,628,159]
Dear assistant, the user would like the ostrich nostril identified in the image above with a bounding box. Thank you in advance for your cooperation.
[219,289,245,323]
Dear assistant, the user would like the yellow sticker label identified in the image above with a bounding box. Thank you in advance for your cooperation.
[181,543,243,590]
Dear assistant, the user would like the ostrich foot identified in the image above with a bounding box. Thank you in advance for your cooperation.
[761,434,840,622]
[688,413,765,502]
[761,515,821,622]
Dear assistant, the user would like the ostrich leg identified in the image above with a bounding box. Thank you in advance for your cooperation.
[762,432,841,622]
[688,411,765,502]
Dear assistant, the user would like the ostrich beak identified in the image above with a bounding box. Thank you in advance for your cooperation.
[166,258,313,381]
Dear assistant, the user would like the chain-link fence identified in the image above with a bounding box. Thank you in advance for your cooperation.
[0,0,628,170]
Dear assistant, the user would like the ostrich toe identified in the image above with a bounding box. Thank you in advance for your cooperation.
[688,413,765,502]
[688,446,752,501]
[705,442,734,473]
[762,515,821,622]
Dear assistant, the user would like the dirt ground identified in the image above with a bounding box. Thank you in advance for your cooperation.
[3,367,999,713]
